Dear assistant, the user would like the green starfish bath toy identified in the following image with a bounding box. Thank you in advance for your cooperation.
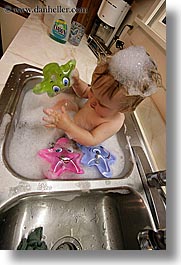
[33,59,76,97]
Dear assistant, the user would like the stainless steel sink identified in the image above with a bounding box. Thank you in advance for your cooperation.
[0,64,166,250]
[0,189,153,250]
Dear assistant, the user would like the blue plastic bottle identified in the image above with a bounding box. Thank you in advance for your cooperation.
[50,16,68,44]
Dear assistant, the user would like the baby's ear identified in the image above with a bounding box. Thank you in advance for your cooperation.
[150,69,163,88]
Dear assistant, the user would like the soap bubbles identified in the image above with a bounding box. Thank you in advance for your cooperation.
[109,46,161,97]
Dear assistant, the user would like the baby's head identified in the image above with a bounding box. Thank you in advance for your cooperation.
[91,46,162,112]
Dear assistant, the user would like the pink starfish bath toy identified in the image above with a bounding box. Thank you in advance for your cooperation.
[38,137,84,179]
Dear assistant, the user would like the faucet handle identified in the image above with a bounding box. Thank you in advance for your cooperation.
[146,170,166,188]
[146,170,166,205]
[137,229,166,250]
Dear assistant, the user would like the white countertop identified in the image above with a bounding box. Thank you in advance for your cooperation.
[0,12,97,94]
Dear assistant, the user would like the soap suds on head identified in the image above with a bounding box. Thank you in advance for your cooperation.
[109,46,158,97]
[8,90,125,180]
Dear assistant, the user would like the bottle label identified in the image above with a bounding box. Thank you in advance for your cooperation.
[52,19,67,40]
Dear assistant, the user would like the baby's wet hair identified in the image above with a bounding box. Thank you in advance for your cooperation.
[92,46,162,112]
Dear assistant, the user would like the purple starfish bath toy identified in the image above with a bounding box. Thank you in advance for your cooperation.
[77,144,116,178]
[38,137,84,179]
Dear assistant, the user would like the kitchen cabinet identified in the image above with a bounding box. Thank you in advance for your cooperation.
[0,7,26,53]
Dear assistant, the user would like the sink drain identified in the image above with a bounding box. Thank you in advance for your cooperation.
[52,236,82,250]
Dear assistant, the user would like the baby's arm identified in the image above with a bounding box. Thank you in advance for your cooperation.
[71,68,90,98]
[43,107,124,146]
[65,120,124,146]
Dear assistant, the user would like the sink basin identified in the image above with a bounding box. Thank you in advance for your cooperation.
[0,189,152,250]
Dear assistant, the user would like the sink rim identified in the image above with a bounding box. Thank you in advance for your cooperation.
[0,186,150,214]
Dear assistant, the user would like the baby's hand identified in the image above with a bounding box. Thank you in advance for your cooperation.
[42,106,71,130]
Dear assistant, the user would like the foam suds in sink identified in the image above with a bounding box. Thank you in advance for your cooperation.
[8,90,125,180]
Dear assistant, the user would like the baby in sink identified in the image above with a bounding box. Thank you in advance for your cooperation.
[43,46,162,146]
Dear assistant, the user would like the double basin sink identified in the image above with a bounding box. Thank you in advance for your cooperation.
[0,64,166,250]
